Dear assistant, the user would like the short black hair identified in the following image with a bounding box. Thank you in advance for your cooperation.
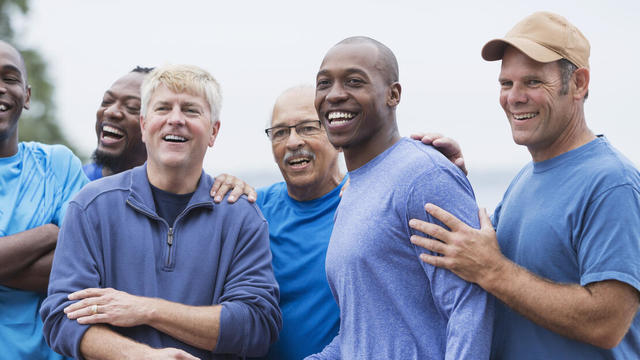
[335,36,399,84]
[131,66,154,74]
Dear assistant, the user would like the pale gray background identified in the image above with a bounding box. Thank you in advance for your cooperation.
[15,0,640,211]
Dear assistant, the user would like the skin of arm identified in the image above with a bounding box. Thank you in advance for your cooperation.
[0,223,58,291]
[409,204,640,349]
[80,325,199,360]
[2,248,54,292]
[65,288,222,352]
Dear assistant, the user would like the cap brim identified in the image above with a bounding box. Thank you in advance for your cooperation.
[481,37,563,64]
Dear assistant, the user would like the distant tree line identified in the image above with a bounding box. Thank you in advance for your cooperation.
[1,0,82,158]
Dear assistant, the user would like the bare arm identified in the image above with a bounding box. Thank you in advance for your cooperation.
[65,288,221,351]
[0,224,58,290]
[80,325,199,360]
[2,248,54,292]
[409,204,639,349]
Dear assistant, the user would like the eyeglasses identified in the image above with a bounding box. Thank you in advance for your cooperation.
[265,120,323,142]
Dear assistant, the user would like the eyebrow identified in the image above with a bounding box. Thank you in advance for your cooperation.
[0,64,24,78]
[271,119,318,128]
[317,67,369,77]
[104,90,141,101]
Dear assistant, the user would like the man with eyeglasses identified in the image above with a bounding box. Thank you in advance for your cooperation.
[255,84,345,359]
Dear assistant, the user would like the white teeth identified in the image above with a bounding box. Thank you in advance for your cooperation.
[328,111,355,120]
[164,134,187,142]
[103,125,124,136]
[513,113,537,120]
[0,105,6,111]
[289,157,310,164]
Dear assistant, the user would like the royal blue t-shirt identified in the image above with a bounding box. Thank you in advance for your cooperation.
[492,136,640,359]
[256,177,346,359]
[82,162,103,181]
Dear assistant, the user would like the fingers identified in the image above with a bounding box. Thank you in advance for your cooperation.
[410,235,447,255]
[408,218,450,243]
[454,158,468,176]
[212,174,256,203]
[68,287,105,300]
[211,174,233,203]
[339,178,351,197]
[209,175,225,198]
[410,132,443,145]
[424,203,465,231]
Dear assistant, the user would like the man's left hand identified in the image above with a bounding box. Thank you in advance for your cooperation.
[64,288,151,327]
[210,173,256,203]
[409,204,506,285]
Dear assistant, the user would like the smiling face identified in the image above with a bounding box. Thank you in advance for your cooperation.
[0,41,30,156]
[270,86,341,200]
[94,72,147,173]
[499,46,578,160]
[315,41,400,170]
[141,84,218,176]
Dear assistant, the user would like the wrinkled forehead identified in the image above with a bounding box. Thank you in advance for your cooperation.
[272,87,317,127]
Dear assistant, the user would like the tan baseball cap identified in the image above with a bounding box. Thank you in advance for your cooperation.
[481,11,590,69]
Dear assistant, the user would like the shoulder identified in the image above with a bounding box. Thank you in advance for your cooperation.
[20,141,78,168]
[71,169,132,209]
[577,138,640,195]
[256,181,286,208]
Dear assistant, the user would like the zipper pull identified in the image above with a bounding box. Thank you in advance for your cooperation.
[168,227,174,246]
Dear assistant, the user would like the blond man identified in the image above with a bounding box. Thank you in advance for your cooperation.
[41,65,281,359]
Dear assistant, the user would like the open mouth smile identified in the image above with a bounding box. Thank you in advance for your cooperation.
[163,134,187,143]
[327,111,356,125]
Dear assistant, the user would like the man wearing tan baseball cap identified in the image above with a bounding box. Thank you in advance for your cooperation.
[409,11,640,359]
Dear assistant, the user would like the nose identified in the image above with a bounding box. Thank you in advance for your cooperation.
[326,83,348,104]
[103,102,124,120]
[167,106,186,126]
[285,128,305,150]
[506,83,528,106]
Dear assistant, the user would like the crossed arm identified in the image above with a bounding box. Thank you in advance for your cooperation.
[0,224,58,292]
[409,204,640,349]
[63,288,217,359]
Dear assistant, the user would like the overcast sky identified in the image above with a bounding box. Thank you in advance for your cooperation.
[13,0,640,206]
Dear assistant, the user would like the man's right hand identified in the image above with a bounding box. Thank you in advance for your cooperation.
[411,133,467,175]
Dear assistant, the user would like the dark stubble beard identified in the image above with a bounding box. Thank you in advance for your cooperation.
[91,149,130,175]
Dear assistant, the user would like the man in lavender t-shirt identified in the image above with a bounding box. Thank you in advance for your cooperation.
[306,36,493,359]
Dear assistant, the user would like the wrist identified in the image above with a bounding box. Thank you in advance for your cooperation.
[479,254,512,294]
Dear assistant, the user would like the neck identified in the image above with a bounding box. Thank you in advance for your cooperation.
[343,120,400,171]
[0,135,18,158]
[146,162,202,194]
[529,109,595,162]
[287,168,344,201]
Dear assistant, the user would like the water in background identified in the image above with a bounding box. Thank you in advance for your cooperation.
[232,167,521,215]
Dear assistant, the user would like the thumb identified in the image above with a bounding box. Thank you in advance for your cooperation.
[478,208,493,230]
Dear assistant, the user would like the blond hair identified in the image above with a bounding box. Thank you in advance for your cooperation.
[141,64,222,123]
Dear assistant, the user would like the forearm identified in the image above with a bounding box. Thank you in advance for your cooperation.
[80,325,151,360]
[146,298,221,351]
[0,224,58,280]
[483,259,638,348]
[1,248,54,292]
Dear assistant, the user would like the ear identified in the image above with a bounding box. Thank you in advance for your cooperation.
[23,85,31,110]
[572,68,589,100]
[140,115,147,143]
[208,120,221,147]
[387,82,401,107]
